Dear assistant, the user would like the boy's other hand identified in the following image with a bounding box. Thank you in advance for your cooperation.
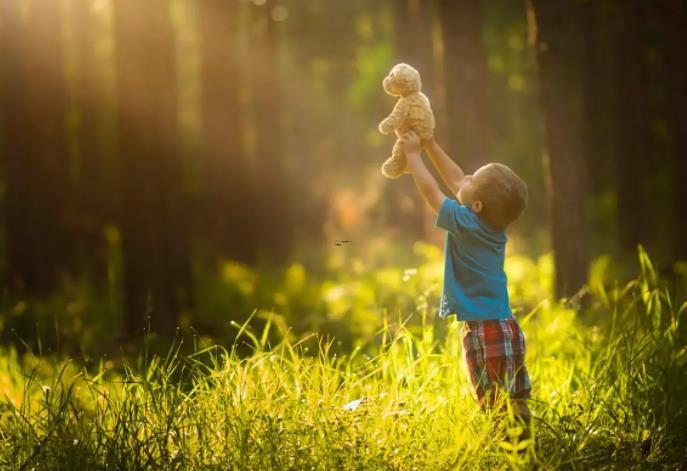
[400,131,422,157]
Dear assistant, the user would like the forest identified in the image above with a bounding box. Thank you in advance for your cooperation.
[0,0,686,469]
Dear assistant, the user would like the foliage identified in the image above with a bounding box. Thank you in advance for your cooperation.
[0,248,686,469]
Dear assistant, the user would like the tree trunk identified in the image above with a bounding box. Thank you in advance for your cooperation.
[0,0,73,294]
[614,1,654,255]
[0,0,30,292]
[113,0,191,338]
[438,0,490,173]
[581,2,614,198]
[529,0,589,298]
[199,0,255,264]
[665,0,687,261]
[251,0,289,263]
[72,0,109,283]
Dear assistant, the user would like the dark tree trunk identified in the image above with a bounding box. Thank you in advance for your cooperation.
[665,0,687,261]
[529,0,589,298]
[581,2,615,198]
[438,0,490,173]
[113,0,191,338]
[72,0,109,283]
[614,1,654,255]
[0,0,30,292]
[199,0,255,264]
[251,0,289,263]
[0,0,73,294]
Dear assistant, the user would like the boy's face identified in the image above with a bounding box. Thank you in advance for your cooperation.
[457,175,475,206]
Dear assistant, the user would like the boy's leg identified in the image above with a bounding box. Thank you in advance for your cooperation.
[462,319,533,441]
[514,399,531,423]
[513,399,532,441]
[509,317,532,441]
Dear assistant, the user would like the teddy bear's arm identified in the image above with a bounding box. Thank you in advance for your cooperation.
[378,99,409,135]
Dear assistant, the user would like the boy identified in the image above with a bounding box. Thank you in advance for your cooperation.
[399,131,532,430]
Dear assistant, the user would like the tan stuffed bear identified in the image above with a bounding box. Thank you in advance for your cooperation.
[378,63,435,178]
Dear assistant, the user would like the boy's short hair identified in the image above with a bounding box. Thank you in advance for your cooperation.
[473,163,528,231]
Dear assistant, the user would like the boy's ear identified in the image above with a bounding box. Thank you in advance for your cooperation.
[471,200,483,213]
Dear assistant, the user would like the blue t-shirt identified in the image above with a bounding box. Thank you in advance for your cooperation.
[435,197,512,321]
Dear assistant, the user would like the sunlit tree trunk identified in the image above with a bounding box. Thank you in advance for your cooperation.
[280,0,331,248]
[113,0,191,338]
[199,0,255,264]
[0,0,73,294]
[438,0,490,173]
[529,0,589,298]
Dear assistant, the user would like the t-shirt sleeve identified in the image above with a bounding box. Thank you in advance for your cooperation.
[435,197,473,236]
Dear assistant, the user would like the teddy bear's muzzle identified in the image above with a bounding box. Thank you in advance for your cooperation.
[383,76,392,93]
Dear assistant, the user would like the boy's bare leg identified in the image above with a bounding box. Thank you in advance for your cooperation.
[514,400,531,422]
[489,396,532,443]
[513,399,532,441]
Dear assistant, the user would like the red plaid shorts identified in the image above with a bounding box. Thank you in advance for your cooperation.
[461,316,531,405]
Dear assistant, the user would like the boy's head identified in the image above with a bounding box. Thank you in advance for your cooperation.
[457,163,528,231]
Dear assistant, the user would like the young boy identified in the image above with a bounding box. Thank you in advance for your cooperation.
[399,131,532,428]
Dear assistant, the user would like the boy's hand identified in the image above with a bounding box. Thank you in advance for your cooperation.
[400,131,422,157]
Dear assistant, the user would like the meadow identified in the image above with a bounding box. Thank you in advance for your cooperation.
[3,0,687,469]
[0,246,686,470]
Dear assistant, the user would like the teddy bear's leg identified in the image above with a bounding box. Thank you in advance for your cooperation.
[382,139,409,179]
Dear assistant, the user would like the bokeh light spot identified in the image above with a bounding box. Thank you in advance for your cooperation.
[271,5,288,21]
[508,74,525,92]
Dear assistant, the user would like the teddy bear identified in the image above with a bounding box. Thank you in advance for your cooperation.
[378,63,435,178]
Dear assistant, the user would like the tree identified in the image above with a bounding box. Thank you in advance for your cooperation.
[614,0,655,254]
[581,1,616,199]
[438,0,491,173]
[664,0,687,262]
[113,0,192,338]
[198,0,255,264]
[71,0,110,283]
[529,0,589,298]
[250,0,290,262]
[0,0,74,294]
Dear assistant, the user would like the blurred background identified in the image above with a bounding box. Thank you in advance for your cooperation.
[0,0,684,355]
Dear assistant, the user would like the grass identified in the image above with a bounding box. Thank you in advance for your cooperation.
[0,247,686,470]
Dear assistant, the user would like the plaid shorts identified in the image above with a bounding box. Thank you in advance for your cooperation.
[461,316,531,405]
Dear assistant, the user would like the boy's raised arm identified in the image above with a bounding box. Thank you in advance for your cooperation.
[401,132,446,214]
[422,138,465,197]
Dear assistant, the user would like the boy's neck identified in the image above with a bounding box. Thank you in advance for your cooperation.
[471,208,505,233]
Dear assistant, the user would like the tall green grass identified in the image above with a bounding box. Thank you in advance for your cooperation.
[0,247,686,469]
